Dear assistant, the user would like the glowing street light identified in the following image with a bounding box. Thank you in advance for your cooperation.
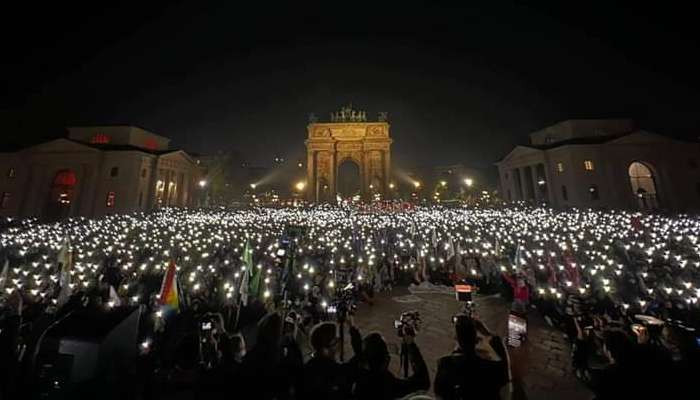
[250,183,257,190]
[413,181,421,189]
[295,181,306,191]
[464,178,473,187]
[198,179,207,188]
[389,182,395,189]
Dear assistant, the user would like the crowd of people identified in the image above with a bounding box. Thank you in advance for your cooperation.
[0,204,698,399]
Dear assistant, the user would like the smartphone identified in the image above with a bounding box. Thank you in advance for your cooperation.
[394,320,402,329]
[631,324,645,335]
[695,337,700,347]
[201,322,212,331]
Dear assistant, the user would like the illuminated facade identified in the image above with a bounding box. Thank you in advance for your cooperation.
[0,126,202,219]
[496,119,700,212]
[305,106,392,202]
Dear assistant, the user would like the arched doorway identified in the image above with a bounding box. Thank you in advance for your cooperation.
[45,169,77,220]
[337,159,361,199]
[629,162,659,210]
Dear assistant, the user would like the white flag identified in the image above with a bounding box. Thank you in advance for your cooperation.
[0,259,8,291]
[446,237,456,260]
[109,285,122,307]
[239,267,250,306]
[57,237,73,307]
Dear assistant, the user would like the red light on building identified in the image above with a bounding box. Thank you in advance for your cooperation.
[106,191,116,207]
[90,134,111,144]
[144,138,158,151]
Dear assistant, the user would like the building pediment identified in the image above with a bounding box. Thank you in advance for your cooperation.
[159,150,199,167]
[497,145,543,164]
[19,139,100,154]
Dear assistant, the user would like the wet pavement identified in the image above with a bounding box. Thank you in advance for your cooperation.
[347,288,593,400]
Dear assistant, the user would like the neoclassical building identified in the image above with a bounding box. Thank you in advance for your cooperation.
[0,126,203,219]
[305,106,392,202]
[496,119,700,212]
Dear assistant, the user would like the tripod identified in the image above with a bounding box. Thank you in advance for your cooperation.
[399,340,410,378]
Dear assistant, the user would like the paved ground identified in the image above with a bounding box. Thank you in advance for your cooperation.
[346,287,593,400]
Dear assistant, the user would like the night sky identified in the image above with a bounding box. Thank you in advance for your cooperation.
[2,1,699,174]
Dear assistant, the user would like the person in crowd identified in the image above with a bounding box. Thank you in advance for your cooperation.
[501,271,530,314]
[198,333,245,397]
[353,327,430,399]
[240,312,288,400]
[434,314,509,400]
[298,318,362,399]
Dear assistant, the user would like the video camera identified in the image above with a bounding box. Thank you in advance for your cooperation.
[327,282,357,323]
[394,310,421,337]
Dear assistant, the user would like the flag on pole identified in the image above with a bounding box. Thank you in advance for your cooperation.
[246,241,263,299]
[158,260,180,314]
[445,237,456,260]
[513,244,522,269]
[108,285,122,307]
[0,259,8,291]
[239,242,252,306]
[56,238,73,307]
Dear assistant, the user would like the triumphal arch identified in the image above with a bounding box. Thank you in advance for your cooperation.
[305,105,392,202]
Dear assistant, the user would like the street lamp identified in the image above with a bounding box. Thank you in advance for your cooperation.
[464,178,473,187]
[198,179,207,188]
[250,183,257,190]
[413,181,421,189]
[440,180,447,188]
[389,182,395,189]
[295,181,306,191]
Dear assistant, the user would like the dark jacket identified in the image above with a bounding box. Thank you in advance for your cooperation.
[434,337,509,400]
[353,342,430,400]
[297,326,362,399]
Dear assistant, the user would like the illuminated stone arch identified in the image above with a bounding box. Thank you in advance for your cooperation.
[305,107,392,202]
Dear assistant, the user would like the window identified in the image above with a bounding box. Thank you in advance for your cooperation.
[556,162,564,173]
[7,168,16,178]
[589,185,599,200]
[584,160,594,171]
[106,192,116,208]
[0,192,10,209]
[561,185,568,201]
[110,167,119,177]
[90,134,111,144]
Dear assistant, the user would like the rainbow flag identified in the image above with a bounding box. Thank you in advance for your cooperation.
[158,260,180,313]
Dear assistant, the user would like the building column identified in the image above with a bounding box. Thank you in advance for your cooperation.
[306,150,315,201]
[531,165,541,202]
[383,150,391,196]
[329,150,336,200]
[518,167,527,200]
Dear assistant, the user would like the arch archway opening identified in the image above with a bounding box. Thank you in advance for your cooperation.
[337,160,361,199]
[45,169,77,220]
[629,161,659,210]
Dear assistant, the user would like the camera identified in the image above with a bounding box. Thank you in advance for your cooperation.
[395,310,421,337]
[329,283,357,323]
